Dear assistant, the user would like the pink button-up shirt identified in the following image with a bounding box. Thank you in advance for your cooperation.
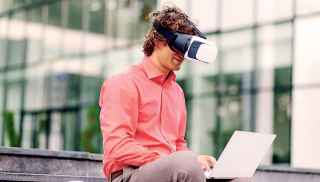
[99,57,189,177]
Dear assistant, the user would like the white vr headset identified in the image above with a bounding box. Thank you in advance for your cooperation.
[153,21,218,64]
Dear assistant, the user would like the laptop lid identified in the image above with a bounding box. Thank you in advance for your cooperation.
[205,130,276,179]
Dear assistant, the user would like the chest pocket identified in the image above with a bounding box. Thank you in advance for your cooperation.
[138,99,159,123]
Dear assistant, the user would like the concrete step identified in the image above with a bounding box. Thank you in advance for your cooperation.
[0,172,104,182]
[0,147,104,181]
[1,147,320,182]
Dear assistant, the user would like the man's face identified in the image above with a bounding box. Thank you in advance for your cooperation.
[156,42,185,72]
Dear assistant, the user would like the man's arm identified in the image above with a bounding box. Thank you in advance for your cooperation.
[99,76,160,167]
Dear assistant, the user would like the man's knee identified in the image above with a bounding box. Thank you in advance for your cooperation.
[169,151,203,174]
[132,151,205,182]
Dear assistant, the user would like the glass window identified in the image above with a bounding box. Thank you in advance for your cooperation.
[273,67,291,164]
[80,54,105,104]
[190,0,218,32]
[257,24,293,88]
[7,11,27,67]
[106,48,133,77]
[80,105,102,153]
[68,0,83,30]
[189,96,217,155]
[257,0,293,23]
[26,8,44,64]
[63,0,84,57]
[255,23,293,165]
[44,3,63,59]
[48,0,62,26]
[295,16,320,85]
[49,113,63,150]
[210,30,254,155]
[5,80,22,147]
[0,16,8,68]
[0,0,11,13]
[47,59,81,108]
[25,64,48,110]
[28,3,42,23]
[135,0,157,42]
[297,0,320,15]
[83,0,108,55]
[0,74,3,144]
[293,18,320,168]
[113,0,136,47]
[88,0,105,34]
[221,0,254,30]
[220,30,254,76]
[62,111,79,150]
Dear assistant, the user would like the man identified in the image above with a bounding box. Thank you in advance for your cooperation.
[99,6,218,182]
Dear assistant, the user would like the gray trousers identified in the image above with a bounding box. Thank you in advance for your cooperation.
[112,151,251,182]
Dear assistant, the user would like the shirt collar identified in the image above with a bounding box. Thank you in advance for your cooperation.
[141,57,176,84]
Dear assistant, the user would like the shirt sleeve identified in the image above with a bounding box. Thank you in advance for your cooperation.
[99,76,160,168]
[176,89,190,151]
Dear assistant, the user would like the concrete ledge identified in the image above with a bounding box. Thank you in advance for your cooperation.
[254,166,320,182]
[0,147,102,161]
[0,147,104,181]
[1,147,320,182]
[0,172,104,182]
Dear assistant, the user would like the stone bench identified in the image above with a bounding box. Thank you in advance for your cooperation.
[1,147,320,182]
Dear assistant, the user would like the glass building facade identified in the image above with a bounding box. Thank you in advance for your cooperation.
[0,0,320,169]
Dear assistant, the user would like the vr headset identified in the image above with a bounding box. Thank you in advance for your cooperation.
[153,20,217,64]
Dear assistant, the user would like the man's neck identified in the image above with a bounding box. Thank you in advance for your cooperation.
[150,54,170,77]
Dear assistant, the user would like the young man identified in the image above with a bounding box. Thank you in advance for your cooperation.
[99,6,217,182]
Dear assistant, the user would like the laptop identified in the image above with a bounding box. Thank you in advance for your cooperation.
[204,130,276,179]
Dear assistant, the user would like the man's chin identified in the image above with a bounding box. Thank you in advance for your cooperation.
[173,59,184,64]
[172,65,181,71]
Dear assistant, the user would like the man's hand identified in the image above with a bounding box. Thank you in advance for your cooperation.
[197,155,216,171]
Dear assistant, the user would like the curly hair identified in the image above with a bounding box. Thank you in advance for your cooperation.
[143,6,201,56]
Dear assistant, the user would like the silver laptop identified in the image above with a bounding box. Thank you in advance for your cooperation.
[205,130,276,179]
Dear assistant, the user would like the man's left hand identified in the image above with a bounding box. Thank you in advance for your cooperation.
[197,155,216,171]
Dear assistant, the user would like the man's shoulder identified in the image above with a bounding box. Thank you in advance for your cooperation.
[103,66,142,89]
[173,81,185,94]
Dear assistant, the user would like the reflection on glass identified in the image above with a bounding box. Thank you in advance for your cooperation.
[26,8,44,64]
[28,4,42,23]
[0,16,8,68]
[25,64,48,110]
[220,30,254,82]
[88,0,105,34]
[0,0,12,13]
[190,0,218,32]
[191,97,216,155]
[80,55,105,104]
[5,82,22,147]
[257,23,292,88]
[42,1,63,59]
[81,105,102,153]
[273,67,291,164]
[297,0,320,15]
[8,11,26,67]
[62,112,78,150]
[257,0,293,23]
[68,0,83,30]
[221,0,254,30]
[48,0,61,26]
[295,16,320,85]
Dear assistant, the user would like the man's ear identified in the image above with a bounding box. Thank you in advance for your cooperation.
[155,41,167,49]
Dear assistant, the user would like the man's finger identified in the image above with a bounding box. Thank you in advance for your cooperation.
[205,156,216,168]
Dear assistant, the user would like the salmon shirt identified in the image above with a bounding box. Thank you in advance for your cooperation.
[99,57,189,177]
